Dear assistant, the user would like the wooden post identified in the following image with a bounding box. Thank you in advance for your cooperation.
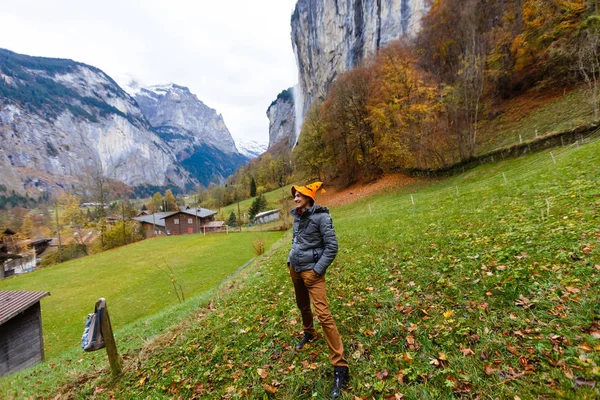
[55,203,63,262]
[96,298,122,377]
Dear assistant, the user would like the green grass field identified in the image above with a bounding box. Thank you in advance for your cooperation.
[4,133,598,398]
[0,232,283,359]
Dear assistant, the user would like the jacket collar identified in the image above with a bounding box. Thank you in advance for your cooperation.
[290,204,327,218]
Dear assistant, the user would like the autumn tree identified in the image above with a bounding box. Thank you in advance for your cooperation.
[209,185,226,211]
[164,189,178,212]
[151,192,164,212]
[20,213,36,239]
[58,193,86,227]
[512,0,585,87]
[196,186,209,208]
[321,66,378,184]
[293,102,334,180]
[102,220,143,250]
[575,15,600,118]
[78,163,110,246]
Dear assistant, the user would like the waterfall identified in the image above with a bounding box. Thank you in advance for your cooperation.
[292,82,304,147]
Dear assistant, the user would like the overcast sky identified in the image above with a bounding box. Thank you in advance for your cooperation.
[0,0,299,144]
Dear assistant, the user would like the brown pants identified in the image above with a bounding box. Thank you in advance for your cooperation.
[289,266,348,367]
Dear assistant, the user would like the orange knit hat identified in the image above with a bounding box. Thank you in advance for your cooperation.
[291,181,326,201]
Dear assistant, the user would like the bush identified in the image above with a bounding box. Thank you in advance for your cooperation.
[39,244,88,267]
[102,220,143,250]
[252,239,266,256]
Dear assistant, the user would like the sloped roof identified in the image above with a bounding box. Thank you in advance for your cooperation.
[160,208,216,219]
[255,209,280,218]
[0,290,50,325]
[132,212,172,227]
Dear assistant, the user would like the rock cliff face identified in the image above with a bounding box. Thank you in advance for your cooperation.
[0,49,256,194]
[131,83,248,186]
[266,88,296,148]
[0,49,188,194]
[133,84,238,155]
[291,0,427,120]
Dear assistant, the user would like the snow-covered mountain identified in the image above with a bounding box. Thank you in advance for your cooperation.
[233,135,268,158]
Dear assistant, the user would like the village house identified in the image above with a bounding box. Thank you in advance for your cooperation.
[1,229,39,279]
[254,209,281,225]
[0,290,51,376]
[134,208,223,237]
[132,212,171,238]
[161,208,219,235]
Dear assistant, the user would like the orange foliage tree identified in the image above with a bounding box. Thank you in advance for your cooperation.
[368,42,449,170]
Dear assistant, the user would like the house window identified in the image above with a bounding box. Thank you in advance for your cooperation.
[174,218,179,225]
[188,218,193,224]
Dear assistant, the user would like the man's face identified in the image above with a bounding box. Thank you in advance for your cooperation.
[294,192,310,209]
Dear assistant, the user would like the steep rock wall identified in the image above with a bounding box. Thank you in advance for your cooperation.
[291,0,427,124]
[0,49,188,193]
[266,87,296,149]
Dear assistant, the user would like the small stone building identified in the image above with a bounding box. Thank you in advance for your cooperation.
[0,290,51,376]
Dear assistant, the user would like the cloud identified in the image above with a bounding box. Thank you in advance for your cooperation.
[0,0,299,143]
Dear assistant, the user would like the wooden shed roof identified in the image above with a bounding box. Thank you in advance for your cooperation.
[0,291,50,325]
[255,209,280,218]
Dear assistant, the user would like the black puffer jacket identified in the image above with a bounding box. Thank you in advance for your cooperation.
[287,205,338,275]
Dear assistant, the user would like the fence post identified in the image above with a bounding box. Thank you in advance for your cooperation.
[97,298,122,377]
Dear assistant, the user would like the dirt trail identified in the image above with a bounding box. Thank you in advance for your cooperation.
[318,173,425,207]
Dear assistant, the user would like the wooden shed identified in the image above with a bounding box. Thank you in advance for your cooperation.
[254,209,281,225]
[0,290,51,376]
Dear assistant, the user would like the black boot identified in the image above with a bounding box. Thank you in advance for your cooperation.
[295,333,314,350]
[330,366,349,398]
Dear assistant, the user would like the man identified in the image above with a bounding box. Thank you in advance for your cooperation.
[287,181,349,398]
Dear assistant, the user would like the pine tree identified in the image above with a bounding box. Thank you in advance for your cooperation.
[227,212,237,227]
[248,194,267,220]
[250,177,257,197]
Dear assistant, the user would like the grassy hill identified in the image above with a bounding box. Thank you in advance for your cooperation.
[477,88,596,155]
[0,232,283,359]
[3,130,599,398]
